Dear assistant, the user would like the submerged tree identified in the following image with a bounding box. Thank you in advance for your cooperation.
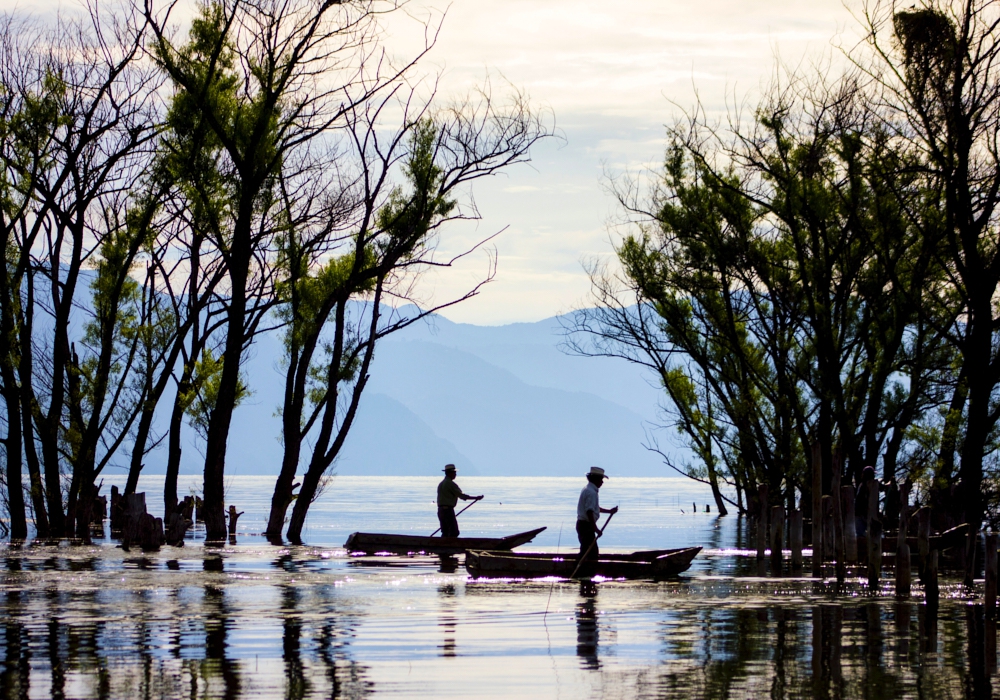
[267,96,549,543]
[146,0,422,540]
[570,3,975,518]
[0,5,163,540]
[146,0,550,542]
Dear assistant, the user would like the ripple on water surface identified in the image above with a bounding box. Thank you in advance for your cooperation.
[0,476,996,699]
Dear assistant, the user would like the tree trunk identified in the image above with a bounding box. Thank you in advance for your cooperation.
[18,273,47,538]
[2,387,27,540]
[201,230,250,542]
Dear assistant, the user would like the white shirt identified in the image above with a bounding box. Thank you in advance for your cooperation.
[577,482,599,523]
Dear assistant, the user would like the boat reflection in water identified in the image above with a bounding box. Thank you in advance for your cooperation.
[3,473,1000,699]
[2,543,1000,698]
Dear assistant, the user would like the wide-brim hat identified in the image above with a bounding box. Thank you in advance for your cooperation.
[443,463,457,472]
[587,466,607,479]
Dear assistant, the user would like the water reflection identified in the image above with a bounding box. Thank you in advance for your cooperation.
[282,584,308,698]
[1,541,1000,698]
[438,584,457,658]
[576,582,599,670]
[203,583,241,699]
[0,547,375,699]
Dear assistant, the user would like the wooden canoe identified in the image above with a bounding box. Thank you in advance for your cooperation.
[465,546,702,580]
[344,527,546,556]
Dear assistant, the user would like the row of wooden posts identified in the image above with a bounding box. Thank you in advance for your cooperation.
[755,481,999,615]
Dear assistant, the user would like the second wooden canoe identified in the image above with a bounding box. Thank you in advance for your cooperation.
[465,546,702,580]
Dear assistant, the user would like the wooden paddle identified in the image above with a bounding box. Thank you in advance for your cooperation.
[430,496,483,537]
[570,509,617,579]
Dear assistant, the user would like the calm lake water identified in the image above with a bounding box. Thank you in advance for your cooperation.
[0,475,996,699]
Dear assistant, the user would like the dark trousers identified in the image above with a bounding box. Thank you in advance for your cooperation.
[438,506,459,538]
[576,519,598,562]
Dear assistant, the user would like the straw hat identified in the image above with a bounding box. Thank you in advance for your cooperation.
[587,466,607,479]
[443,463,457,473]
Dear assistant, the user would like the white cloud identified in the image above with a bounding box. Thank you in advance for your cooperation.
[6,0,863,325]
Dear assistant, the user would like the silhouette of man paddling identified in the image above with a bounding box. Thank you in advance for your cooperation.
[576,466,618,570]
[436,464,483,538]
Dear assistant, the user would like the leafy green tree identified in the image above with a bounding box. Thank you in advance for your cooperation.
[573,72,951,516]
[860,1,1000,532]
[146,0,394,539]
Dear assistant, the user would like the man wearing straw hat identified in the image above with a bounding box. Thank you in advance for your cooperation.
[437,464,483,538]
[577,466,618,564]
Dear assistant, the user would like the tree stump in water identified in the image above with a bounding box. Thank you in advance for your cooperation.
[822,495,835,559]
[770,505,785,574]
[926,549,940,607]
[193,496,205,523]
[756,484,768,560]
[91,493,107,525]
[841,484,857,562]
[227,506,244,537]
[790,509,803,569]
[985,533,997,618]
[121,493,164,552]
[110,486,124,535]
[868,519,883,591]
[139,514,165,551]
[917,507,931,584]
[896,481,912,599]
[179,496,195,522]
[164,512,192,546]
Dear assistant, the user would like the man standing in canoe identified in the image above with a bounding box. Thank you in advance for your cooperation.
[437,464,483,538]
[577,467,618,565]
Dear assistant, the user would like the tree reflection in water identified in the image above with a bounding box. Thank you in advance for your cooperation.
[0,549,372,699]
[2,545,1000,699]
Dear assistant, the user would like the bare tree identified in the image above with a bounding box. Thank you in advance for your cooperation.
[267,86,551,543]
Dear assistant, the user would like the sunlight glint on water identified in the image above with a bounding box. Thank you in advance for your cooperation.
[0,476,995,699]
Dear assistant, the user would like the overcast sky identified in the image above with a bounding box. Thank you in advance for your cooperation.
[387,0,863,324]
[8,0,866,324]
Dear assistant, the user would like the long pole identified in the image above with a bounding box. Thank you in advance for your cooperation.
[430,498,481,537]
[571,510,617,579]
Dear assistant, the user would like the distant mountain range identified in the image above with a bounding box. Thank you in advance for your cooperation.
[135,309,676,479]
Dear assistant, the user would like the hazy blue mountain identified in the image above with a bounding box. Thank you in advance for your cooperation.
[109,307,672,479]
[392,310,664,415]
[361,338,666,476]
[334,392,480,475]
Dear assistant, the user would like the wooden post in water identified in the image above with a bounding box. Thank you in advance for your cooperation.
[842,484,857,562]
[917,507,931,583]
[757,484,768,560]
[822,495,835,559]
[986,533,997,618]
[868,519,883,591]
[790,509,804,569]
[831,450,845,583]
[770,505,785,573]
[811,442,823,577]
[867,485,879,546]
[896,481,912,599]
[965,528,980,589]
[227,505,244,536]
[926,549,940,606]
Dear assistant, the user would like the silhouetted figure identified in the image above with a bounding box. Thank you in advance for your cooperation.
[436,464,482,538]
[576,467,618,574]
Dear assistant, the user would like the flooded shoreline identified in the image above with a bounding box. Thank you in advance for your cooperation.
[0,477,996,698]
